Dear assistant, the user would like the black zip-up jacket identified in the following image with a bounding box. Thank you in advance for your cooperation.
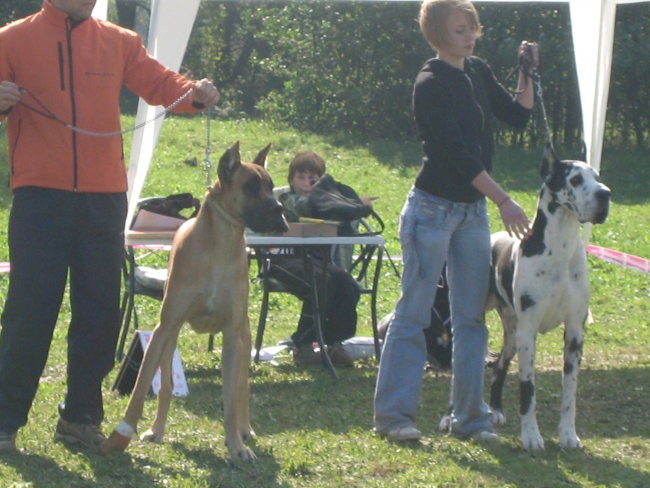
[413,56,531,203]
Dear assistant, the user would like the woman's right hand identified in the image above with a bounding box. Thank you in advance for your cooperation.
[499,198,531,240]
[0,81,22,113]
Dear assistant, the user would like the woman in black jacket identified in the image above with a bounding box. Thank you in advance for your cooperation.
[374,0,538,442]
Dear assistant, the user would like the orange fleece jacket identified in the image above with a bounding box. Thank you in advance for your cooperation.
[0,1,201,192]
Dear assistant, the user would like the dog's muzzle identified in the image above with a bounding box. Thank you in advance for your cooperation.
[592,188,611,224]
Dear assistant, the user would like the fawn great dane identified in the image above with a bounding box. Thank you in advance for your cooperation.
[100,142,288,460]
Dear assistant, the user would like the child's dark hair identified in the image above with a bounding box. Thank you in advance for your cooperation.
[288,151,326,184]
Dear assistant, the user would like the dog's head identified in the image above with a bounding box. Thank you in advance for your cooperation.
[211,142,288,234]
[540,144,611,224]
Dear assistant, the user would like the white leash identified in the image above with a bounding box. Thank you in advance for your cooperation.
[203,108,214,187]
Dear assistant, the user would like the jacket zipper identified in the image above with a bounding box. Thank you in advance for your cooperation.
[65,20,79,191]
[57,43,65,91]
[10,119,22,177]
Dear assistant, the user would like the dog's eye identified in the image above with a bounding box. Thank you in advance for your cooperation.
[244,177,261,196]
[569,175,583,187]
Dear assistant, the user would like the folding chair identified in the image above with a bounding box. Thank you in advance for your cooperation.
[115,245,166,361]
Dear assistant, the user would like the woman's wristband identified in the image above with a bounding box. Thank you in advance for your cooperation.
[497,196,511,208]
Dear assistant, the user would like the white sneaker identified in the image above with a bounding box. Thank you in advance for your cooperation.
[473,430,498,442]
[386,426,422,442]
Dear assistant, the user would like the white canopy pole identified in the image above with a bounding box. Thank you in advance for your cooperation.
[569,0,617,243]
[569,0,617,174]
[91,0,108,20]
[125,0,201,232]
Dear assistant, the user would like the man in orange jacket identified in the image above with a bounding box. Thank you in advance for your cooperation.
[0,0,219,453]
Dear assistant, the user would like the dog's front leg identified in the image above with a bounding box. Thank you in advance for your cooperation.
[558,318,584,449]
[100,322,173,454]
[140,333,178,444]
[221,326,256,461]
[516,325,545,450]
[236,316,255,442]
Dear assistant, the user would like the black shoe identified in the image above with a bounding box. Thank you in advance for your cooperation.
[293,344,322,366]
[327,342,354,367]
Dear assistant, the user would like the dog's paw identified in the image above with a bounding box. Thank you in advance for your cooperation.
[521,430,545,451]
[490,410,506,425]
[438,415,452,432]
[238,446,257,462]
[99,431,132,455]
[559,431,582,449]
[227,444,256,462]
[140,428,164,444]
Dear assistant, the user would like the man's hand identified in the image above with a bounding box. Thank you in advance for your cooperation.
[192,78,220,109]
[0,81,22,113]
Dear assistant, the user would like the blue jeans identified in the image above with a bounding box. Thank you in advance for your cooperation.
[374,187,492,437]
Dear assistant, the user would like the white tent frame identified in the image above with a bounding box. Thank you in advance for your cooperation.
[92,0,648,233]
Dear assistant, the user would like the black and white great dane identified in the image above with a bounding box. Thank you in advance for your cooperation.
[486,145,611,450]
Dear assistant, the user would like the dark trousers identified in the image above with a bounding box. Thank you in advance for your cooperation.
[267,255,360,346]
[0,187,127,432]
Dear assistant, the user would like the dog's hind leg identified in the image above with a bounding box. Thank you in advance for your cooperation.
[140,333,178,444]
[488,309,517,425]
[558,317,584,449]
[221,325,256,461]
[517,322,545,451]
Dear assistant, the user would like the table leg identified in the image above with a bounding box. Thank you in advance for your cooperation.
[371,246,384,361]
[303,249,338,379]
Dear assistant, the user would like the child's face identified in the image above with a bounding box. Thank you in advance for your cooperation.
[291,171,321,196]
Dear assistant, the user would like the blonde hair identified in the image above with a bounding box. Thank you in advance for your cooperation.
[419,0,482,51]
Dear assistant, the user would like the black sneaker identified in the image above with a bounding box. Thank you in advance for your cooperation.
[55,418,106,448]
[293,344,322,366]
[327,342,354,367]
[0,431,17,453]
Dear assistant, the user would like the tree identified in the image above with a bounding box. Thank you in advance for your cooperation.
[0,0,41,23]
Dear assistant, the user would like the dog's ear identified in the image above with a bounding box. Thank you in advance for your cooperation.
[251,144,271,169]
[217,141,241,186]
[540,143,558,181]
[579,140,587,162]
[541,143,568,191]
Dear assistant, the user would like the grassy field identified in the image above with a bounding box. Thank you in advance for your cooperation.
[0,116,648,487]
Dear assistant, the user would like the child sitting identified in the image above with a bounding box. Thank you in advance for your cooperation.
[269,151,372,366]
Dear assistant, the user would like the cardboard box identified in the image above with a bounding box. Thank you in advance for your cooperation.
[283,222,338,237]
[132,209,185,231]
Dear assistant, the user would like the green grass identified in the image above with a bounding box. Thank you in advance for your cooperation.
[0,117,648,487]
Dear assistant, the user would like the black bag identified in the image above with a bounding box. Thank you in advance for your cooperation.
[308,174,374,236]
[138,193,200,220]
[131,193,201,230]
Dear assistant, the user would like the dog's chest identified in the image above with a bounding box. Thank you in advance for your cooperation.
[186,264,249,333]
[516,246,589,332]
